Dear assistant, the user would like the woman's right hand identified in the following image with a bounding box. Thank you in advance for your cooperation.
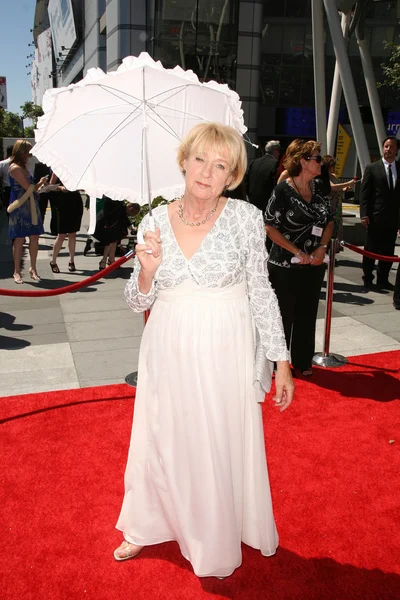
[294,250,311,265]
[136,226,162,277]
[34,176,49,191]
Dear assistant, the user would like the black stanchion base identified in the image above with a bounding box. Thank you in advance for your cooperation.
[313,353,348,368]
[125,372,138,387]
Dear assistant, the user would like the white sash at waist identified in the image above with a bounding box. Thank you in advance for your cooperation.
[157,280,246,302]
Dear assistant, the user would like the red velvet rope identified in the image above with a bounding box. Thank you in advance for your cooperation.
[340,241,400,263]
[0,251,135,297]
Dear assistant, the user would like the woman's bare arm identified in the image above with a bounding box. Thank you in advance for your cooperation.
[8,164,31,191]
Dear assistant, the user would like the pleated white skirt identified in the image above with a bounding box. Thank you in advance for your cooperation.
[116,280,278,578]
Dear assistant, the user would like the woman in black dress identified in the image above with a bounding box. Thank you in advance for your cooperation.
[49,173,83,273]
[94,197,140,270]
[265,139,334,377]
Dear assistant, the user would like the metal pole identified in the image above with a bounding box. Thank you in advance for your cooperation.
[357,35,387,148]
[125,309,151,387]
[323,0,370,173]
[312,0,327,152]
[313,239,348,368]
[326,12,350,155]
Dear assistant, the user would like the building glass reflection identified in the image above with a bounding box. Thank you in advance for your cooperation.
[151,0,240,88]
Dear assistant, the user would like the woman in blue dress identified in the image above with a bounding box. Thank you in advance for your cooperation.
[8,140,47,284]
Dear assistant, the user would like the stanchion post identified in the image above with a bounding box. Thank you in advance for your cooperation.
[313,238,348,368]
[125,309,151,387]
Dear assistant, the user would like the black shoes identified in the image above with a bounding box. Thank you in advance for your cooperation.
[83,239,93,256]
[363,277,395,292]
[362,277,374,290]
[394,303,400,310]
[376,281,395,291]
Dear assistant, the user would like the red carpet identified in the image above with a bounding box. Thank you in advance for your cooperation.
[1,351,399,600]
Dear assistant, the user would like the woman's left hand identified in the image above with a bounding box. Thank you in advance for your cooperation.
[310,246,326,266]
[273,362,295,412]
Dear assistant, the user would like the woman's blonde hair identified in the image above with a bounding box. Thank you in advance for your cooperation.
[283,139,321,177]
[177,122,247,190]
[10,140,32,167]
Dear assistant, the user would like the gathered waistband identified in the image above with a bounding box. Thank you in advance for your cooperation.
[157,280,246,302]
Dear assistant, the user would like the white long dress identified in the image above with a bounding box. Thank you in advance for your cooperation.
[116,198,290,578]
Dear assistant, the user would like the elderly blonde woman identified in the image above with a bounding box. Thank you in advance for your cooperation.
[114,123,294,578]
[8,140,47,283]
[265,139,334,377]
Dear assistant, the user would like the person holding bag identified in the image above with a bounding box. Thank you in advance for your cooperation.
[265,139,334,377]
[7,140,47,284]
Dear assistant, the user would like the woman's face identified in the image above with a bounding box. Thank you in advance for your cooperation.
[183,145,233,202]
[300,150,321,178]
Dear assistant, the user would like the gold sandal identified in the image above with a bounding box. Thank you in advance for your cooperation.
[113,541,143,562]
[29,268,41,282]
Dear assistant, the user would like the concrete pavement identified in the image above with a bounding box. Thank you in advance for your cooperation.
[0,205,399,397]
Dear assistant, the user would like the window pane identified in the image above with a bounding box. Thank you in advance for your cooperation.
[260,63,280,105]
[282,25,305,65]
[263,0,285,18]
[301,67,314,105]
[285,0,311,18]
[279,66,302,105]
[262,24,283,55]
[152,0,239,86]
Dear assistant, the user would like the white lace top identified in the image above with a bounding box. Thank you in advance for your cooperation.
[125,198,290,362]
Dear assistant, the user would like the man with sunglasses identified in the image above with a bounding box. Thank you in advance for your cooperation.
[360,136,400,291]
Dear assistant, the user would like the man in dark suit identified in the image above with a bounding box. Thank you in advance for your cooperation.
[247,140,281,212]
[360,136,400,291]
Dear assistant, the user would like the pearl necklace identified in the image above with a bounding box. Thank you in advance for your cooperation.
[178,196,220,227]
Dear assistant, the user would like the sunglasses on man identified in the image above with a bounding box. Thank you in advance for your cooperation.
[305,155,322,163]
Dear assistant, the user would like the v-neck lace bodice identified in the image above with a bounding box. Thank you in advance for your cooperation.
[166,198,230,262]
[125,198,289,362]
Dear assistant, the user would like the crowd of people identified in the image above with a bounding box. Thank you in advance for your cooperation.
[0,139,139,283]
[245,134,400,311]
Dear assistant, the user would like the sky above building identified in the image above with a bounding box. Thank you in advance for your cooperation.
[0,3,36,115]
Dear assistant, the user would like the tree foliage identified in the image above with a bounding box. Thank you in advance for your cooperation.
[0,108,23,138]
[129,196,170,228]
[379,42,400,99]
[20,101,44,125]
[0,100,43,139]
[24,125,35,138]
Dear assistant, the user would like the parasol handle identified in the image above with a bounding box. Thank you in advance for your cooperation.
[137,215,155,253]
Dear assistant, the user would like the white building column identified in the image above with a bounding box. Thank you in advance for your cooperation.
[106,0,147,71]
[84,0,106,73]
[323,0,370,173]
[326,12,350,156]
[357,35,387,148]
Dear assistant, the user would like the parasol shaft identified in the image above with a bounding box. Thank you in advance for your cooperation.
[141,66,153,218]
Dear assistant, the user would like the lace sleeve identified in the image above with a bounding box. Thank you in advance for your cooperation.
[244,208,290,362]
[124,216,157,313]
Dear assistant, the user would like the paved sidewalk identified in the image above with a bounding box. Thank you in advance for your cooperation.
[0,206,399,397]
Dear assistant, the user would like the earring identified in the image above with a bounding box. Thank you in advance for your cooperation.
[182,169,186,175]
[224,184,229,190]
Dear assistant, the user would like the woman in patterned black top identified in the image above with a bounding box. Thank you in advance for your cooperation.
[265,139,334,376]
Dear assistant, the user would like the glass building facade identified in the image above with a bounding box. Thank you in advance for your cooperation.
[145,0,400,146]
[33,0,400,151]
[149,0,240,89]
